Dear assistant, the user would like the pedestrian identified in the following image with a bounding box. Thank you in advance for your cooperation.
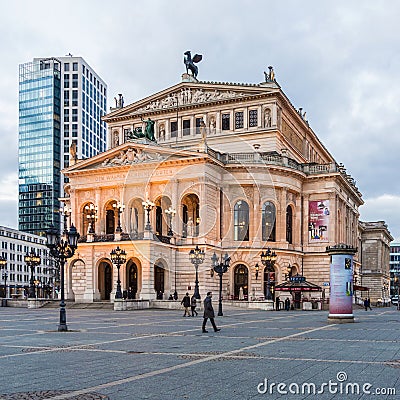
[367,298,372,310]
[202,291,220,333]
[181,292,191,317]
[191,294,198,316]
[364,298,368,311]
[275,296,280,311]
[285,297,290,311]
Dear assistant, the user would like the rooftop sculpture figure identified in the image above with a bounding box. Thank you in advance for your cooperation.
[184,51,202,79]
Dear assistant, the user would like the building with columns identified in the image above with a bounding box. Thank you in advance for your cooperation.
[62,70,363,303]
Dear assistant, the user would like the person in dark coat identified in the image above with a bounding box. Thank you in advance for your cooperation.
[181,292,191,317]
[202,292,220,333]
[275,296,280,311]
[191,294,198,316]
[367,298,372,310]
[364,298,368,311]
[285,297,290,311]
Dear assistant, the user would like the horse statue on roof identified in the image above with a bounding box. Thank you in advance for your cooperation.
[183,51,202,79]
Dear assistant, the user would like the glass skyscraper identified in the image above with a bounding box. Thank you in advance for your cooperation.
[18,56,107,236]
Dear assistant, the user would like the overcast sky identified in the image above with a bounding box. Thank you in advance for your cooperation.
[0,0,399,241]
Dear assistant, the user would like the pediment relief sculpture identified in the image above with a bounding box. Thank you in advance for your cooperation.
[101,148,165,167]
[132,89,248,114]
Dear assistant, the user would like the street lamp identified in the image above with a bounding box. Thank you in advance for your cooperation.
[211,252,230,316]
[110,246,127,299]
[260,248,277,300]
[189,245,205,300]
[85,204,98,234]
[24,251,41,299]
[0,256,7,298]
[113,201,125,233]
[142,199,155,231]
[45,224,80,332]
[284,264,293,281]
[164,206,176,237]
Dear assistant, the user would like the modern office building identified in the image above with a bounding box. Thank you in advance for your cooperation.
[18,56,107,236]
[389,242,400,298]
[0,225,54,298]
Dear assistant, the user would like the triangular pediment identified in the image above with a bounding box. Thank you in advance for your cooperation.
[64,141,208,174]
[104,80,279,122]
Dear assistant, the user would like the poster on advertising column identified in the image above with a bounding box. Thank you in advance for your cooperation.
[308,200,330,242]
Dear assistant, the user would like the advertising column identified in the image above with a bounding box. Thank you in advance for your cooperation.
[326,244,357,323]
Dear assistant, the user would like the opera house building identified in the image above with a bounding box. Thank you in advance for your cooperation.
[62,69,363,306]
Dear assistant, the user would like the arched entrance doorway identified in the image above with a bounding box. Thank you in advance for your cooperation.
[154,265,164,299]
[234,264,248,300]
[264,266,276,301]
[98,261,112,300]
[127,261,138,299]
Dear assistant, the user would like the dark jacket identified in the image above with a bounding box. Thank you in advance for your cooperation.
[181,295,190,307]
[191,296,197,307]
[203,295,215,318]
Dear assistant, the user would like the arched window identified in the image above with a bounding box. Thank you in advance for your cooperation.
[262,201,276,241]
[234,200,249,241]
[286,205,293,244]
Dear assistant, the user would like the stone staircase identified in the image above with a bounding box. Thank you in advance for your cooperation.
[42,300,114,310]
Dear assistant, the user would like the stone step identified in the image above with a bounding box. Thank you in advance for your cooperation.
[42,301,114,310]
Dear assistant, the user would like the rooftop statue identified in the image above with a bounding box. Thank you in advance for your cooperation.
[184,51,202,79]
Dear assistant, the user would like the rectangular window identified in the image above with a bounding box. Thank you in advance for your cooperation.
[182,119,191,136]
[64,109,69,122]
[170,121,178,138]
[235,112,244,129]
[222,113,230,131]
[72,109,78,122]
[72,124,78,137]
[63,90,69,107]
[72,90,78,106]
[195,118,202,134]
[73,62,78,71]
[64,63,70,71]
[249,109,258,127]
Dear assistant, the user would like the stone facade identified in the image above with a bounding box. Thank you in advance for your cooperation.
[62,73,363,303]
[358,221,393,303]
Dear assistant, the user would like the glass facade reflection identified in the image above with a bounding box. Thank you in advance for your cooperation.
[19,59,61,235]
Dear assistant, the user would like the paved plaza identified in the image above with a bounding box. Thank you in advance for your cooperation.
[0,305,399,400]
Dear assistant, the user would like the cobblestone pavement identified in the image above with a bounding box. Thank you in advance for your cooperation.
[0,306,399,399]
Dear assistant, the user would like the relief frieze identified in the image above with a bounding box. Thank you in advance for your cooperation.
[282,120,303,152]
[133,89,247,114]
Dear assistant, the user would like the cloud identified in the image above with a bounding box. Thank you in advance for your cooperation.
[360,194,400,242]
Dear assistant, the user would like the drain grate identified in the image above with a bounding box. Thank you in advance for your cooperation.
[178,351,261,361]
[385,359,400,369]
[21,345,98,354]
[0,390,108,399]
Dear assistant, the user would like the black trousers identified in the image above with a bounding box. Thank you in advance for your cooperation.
[191,306,198,316]
[202,317,217,331]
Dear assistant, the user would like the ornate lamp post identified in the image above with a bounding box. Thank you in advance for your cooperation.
[110,246,127,299]
[142,199,155,231]
[260,248,277,300]
[113,201,125,233]
[164,206,176,237]
[284,264,293,281]
[0,256,7,298]
[24,251,41,299]
[189,245,205,300]
[85,204,98,234]
[46,224,80,332]
[211,252,230,316]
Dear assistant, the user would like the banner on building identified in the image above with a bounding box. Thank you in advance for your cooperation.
[308,200,330,242]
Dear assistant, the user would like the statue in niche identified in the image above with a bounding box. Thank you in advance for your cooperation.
[187,217,194,237]
[113,131,119,147]
[158,124,165,140]
[209,117,216,134]
[264,108,272,128]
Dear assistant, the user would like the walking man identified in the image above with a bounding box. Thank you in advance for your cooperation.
[202,292,220,333]
[181,292,191,317]
[191,294,198,316]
